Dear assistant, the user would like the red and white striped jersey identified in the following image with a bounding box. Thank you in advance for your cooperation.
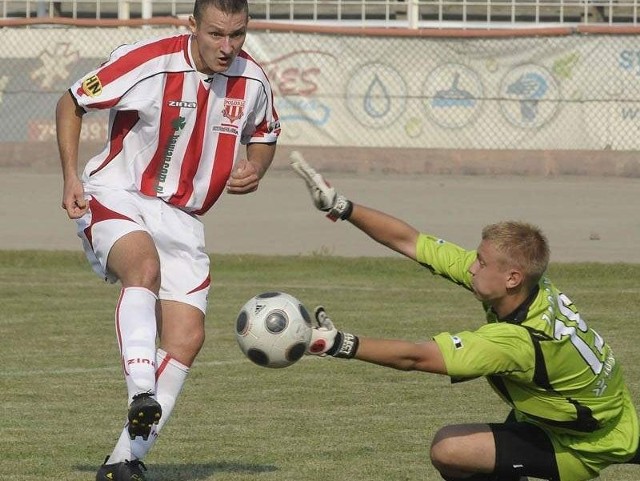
[70,33,280,215]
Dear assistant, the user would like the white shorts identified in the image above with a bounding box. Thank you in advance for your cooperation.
[75,187,211,314]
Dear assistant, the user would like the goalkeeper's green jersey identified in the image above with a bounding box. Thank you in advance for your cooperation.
[418,234,637,442]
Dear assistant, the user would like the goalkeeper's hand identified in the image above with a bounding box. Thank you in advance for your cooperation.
[290,151,353,222]
[307,306,359,358]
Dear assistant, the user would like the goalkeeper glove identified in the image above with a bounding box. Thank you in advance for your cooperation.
[290,151,353,222]
[307,306,359,358]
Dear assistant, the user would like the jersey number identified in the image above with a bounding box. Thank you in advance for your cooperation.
[553,293,605,375]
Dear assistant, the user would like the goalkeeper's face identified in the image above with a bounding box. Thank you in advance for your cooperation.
[468,240,515,304]
[189,5,248,75]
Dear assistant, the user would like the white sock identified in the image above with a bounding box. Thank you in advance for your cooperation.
[108,348,189,463]
[116,287,158,401]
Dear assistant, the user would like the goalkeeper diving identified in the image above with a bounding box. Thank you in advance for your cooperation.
[290,151,639,481]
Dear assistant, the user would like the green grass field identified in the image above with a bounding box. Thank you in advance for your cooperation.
[1,251,639,481]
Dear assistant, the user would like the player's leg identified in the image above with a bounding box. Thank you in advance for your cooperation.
[77,192,163,433]
[107,231,163,439]
[156,300,206,366]
[106,199,211,464]
[107,304,207,465]
[430,423,496,479]
[76,192,163,479]
[127,301,206,458]
[430,422,560,481]
[490,422,559,480]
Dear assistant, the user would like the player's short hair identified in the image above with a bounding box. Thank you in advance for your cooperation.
[482,221,550,288]
[193,0,249,23]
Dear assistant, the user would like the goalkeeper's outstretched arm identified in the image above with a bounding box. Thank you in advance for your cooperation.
[308,306,447,374]
[290,151,420,261]
[348,203,420,261]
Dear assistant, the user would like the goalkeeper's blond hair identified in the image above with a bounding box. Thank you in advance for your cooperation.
[482,221,550,289]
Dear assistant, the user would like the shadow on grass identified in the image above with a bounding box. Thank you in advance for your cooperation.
[75,461,278,480]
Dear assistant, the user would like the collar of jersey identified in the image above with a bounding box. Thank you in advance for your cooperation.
[495,285,540,324]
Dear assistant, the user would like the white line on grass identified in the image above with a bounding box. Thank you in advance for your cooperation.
[0,359,244,377]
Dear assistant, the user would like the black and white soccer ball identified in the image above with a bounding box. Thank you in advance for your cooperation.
[235,291,313,368]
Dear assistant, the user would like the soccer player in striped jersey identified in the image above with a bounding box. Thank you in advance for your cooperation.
[56,1,280,479]
[291,153,639,481]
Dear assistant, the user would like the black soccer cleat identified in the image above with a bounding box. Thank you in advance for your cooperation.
[127,392,162,441]
[96,456,148,481]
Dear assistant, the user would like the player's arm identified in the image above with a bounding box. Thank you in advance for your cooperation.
[348,204,419,261]
[356,337,447,373]
[227,142,276,194]
[56,90,88,219]
[309,307,447,374]
[290,151,419,261]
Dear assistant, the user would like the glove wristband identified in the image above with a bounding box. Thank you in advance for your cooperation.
[326,331,359,359]
[327,195,353,222]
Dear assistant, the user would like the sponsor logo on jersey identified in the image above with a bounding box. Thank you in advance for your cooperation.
[155,116,186,194]
[80,75,102,97]
[452,335,464,349]
[212,125,239,136]
[222,98,245,123]
[168,100,197,109]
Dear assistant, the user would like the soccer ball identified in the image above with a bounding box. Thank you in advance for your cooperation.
[235,291,313,368]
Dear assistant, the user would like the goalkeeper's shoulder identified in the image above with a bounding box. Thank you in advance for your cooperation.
[415,234,476,285]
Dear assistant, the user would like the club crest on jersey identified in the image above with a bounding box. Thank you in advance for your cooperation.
[80,75,102,97]
[222,98,245,123]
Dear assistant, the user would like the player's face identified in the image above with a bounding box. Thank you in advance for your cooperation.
[468,240,513,303]
[190,6,248,74]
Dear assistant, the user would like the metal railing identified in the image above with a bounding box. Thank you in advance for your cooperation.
[2,0,638,26]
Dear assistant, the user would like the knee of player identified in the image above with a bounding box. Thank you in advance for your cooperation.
[430,427,462,473]
[124,257,161,291]
[163,331,205,367]
[188,328,206,353]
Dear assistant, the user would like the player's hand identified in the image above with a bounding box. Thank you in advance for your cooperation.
[227,159,259,195]
[290,151,353,222]
[61,175,88,219]
[307,306,359,358]
[307,306,339,355]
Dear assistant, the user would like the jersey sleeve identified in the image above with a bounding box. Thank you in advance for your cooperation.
[415,234,476,289]
[70,35,188,113]
[238,52,280,145]
[241,87,280,145]
[433,323,536,381]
